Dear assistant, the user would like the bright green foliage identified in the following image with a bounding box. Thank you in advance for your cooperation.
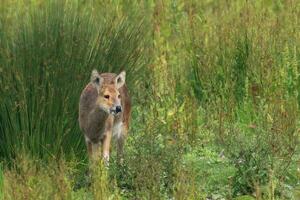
[234,195,256,200]
[0,0,299,199]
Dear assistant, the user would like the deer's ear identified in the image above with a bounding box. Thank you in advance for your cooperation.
[91,69,103,89]
[115,71,126,89]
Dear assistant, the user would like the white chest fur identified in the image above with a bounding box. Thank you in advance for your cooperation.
[113,121,123,139]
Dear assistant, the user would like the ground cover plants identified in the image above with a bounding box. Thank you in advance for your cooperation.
[0,0,299,199]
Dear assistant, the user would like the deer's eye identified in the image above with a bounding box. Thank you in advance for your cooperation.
[104,95,110,99]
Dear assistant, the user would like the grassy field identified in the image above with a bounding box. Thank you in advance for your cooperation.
[0,0,299,199]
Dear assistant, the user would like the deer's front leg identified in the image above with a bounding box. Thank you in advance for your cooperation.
[86,137,101,162]
[102,131,112,164]
[102,116,113,164]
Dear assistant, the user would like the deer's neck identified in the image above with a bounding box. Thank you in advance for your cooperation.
[87,107,109,141]
[93,107,109,127]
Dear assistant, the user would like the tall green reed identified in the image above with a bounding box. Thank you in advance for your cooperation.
[0,0,150,161]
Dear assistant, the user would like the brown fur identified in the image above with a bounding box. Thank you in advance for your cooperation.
[79,71,131,163]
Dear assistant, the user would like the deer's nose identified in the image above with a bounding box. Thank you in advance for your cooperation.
[116,106,122,113]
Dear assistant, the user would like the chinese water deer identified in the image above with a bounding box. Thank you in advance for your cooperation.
[79,70,131,164]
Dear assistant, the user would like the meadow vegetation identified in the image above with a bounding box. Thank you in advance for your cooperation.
[0,0,299,199]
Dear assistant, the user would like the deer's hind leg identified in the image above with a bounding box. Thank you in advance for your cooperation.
[114,122,128,164]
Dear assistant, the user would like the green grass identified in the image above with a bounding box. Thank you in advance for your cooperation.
[0,0,150,161]
[0,164,3,200]
[0,0,299,199]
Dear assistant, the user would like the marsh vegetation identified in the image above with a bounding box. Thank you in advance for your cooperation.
[0,0,299,199]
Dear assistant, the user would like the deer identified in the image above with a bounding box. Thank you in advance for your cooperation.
[79,69,131,164]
